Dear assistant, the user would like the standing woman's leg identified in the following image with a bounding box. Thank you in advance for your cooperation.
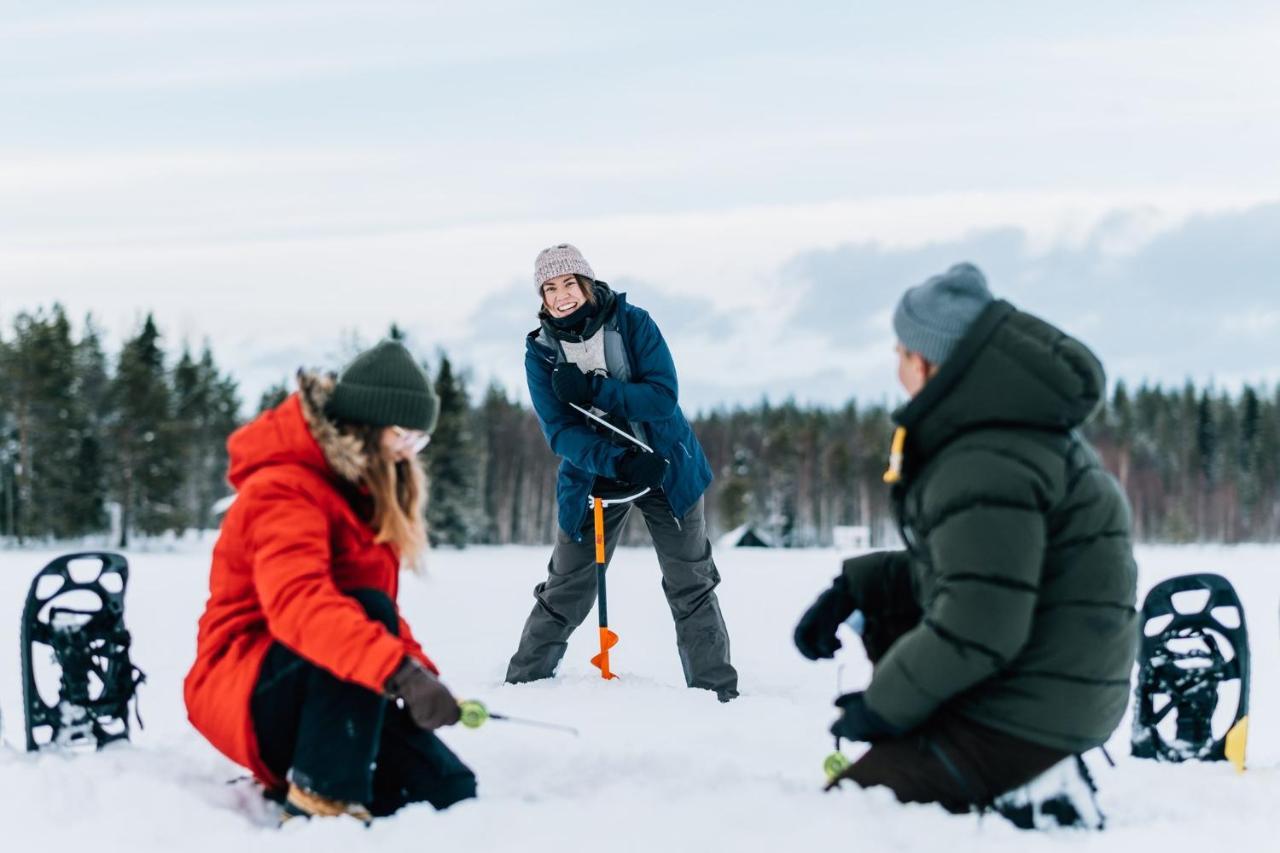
[505,501,631,683]
[637,494,739,700]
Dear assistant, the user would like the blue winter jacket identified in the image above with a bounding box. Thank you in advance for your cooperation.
[525,292,713,539]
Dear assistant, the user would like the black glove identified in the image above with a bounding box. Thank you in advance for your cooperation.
[615,448,668,490]
[793,577,856,660]
[384,657,461,730]
[830,691,904,743]
[551,362,597,407]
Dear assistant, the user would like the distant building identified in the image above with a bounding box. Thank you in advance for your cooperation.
[716,523,778,549]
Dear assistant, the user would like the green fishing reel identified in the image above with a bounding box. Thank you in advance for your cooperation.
[823,750,851,781]
[458,699,490,729]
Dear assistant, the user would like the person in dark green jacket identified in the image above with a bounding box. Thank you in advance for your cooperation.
[794,263,1138,813]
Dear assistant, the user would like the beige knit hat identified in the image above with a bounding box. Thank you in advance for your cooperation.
[534,244,595,291]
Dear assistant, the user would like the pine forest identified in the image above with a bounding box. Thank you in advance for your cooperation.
[2,306,1277,548]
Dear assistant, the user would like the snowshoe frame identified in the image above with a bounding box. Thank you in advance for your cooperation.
[20,551,146,752]
[1131,572,1249,762]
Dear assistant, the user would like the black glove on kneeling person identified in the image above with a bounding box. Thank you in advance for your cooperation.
[830,691,905,743]
[793,577,857,660]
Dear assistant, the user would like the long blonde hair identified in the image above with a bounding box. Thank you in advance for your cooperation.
[351,424,429,567]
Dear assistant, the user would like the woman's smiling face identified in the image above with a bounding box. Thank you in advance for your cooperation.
[541,274,586,318]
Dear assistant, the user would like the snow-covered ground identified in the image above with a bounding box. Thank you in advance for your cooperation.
[1,541,1277,851]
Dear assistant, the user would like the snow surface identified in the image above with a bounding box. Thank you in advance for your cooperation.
[1,541,1278,852]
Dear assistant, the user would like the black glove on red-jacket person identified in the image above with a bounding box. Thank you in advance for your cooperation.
[385,657,461,731]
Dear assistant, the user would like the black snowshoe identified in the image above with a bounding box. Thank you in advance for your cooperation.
[1131,573,1249,763]
[21,552,146,752]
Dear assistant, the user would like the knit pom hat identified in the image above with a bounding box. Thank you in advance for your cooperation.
[535,243,595,291]
[325,340,439,431]
[893,263,995,365]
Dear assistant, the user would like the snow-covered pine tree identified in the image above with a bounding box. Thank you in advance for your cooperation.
[426,354,480,548]
[174,344,242,533]
[108,314,185,546]
[69,314,111,536]
[1,305,103,540]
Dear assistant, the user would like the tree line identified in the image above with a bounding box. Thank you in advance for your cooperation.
[2,307,1277,547]
[0,306,240,546]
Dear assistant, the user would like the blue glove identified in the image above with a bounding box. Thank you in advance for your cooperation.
[830,691,904,743]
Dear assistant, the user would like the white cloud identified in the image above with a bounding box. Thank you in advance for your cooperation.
[7,190,1276,412]
[1220,311,1280,337]
[5,3,1280,410]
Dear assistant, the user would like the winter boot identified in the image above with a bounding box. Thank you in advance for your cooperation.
[280,782,373,826]
[992,755,1105,830]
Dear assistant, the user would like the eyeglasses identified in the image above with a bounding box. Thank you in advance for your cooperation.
[390,426,431,455]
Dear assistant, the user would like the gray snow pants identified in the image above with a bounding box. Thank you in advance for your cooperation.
[505,493,739,698]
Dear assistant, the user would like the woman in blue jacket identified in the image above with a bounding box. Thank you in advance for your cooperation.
[505,244,739,702]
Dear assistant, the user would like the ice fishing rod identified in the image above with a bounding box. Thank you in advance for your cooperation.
[458,700,580,737]
[824,664,852,782]
[569,402,654,454]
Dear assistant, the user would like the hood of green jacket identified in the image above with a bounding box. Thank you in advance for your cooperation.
[894,300,1105,461]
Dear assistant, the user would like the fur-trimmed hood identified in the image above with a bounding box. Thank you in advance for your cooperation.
[226,369,371,489]
[296,369,370,484]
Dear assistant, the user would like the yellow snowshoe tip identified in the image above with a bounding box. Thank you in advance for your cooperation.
[1225,716,1249,773]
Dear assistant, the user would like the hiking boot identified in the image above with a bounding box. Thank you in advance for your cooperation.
[280,782,373,826]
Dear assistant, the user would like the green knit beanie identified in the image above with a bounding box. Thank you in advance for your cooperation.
[325,340,439,431]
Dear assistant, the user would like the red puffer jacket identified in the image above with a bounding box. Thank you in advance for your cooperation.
[184,387,436,788]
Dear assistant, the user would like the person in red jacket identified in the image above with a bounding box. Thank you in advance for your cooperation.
[184,340,475,822]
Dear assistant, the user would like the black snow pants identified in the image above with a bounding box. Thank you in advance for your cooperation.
[505,493,738,699]
[830,593,1068,812]
[251,588,476,816]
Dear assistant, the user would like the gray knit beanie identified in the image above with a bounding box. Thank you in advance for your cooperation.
[893,263,994,365]
[535,244,595,291]
[325,340,439,431]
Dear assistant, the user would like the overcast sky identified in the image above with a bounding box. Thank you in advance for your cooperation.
[3,1,1279,413]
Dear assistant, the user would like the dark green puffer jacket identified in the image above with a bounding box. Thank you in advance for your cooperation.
[847,300,1138,753]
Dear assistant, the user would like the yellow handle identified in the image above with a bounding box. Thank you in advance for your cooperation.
[883,427,906,484]
[593,498,606,564]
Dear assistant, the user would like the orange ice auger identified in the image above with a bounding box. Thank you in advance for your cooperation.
[589,495,620,679]
[569,402,653,680]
